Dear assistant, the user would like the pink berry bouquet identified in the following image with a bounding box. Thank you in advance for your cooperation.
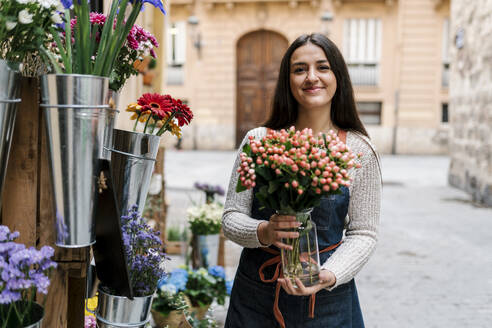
[236,127,361,213]
[236,127,361,286]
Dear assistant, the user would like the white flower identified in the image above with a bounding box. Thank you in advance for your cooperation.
[38,0,58,8]
[51,12,63,24]
[18,9,34,24]
[5,21,17,31]
[160,284,176,295]
[16,0,32,4]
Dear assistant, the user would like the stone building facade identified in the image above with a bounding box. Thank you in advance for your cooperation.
[116,0,451,155]
[447,0,492,206]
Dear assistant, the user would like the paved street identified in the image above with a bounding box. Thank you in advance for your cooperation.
[163,150,492,327]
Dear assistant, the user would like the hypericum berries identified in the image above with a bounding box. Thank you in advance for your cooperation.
[236,127,362,206]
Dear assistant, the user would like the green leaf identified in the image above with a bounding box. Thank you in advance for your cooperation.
[268,181,279,194]
[236,181,247,193]
[256,166,272,180]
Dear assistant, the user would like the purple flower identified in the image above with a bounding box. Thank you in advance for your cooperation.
[120,206,167,296]
[131,0,166,14]
[0,289,21,304]
[61,0,73,9]
[85,315,97,328]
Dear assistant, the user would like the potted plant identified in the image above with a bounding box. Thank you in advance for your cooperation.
[151,283,189,327]
[93,205,167,327]
[187,202,223,268]
[0,0,61,207]
[0,225,57,328]
[38,0,165,247]
[163,266,230,320]
[109,92,193,218]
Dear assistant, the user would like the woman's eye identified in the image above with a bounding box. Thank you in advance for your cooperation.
[319,65,331,71]
[293,68,306,73]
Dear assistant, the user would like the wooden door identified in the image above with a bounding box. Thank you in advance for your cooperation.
[236,30,288,147]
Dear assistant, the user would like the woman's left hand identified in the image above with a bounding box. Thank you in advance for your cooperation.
[278,269,336,296]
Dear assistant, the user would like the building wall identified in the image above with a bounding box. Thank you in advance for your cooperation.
[151,0,450,154]
[448,0,492,206]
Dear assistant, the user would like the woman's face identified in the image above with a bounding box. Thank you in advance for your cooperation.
[289,42,337,112]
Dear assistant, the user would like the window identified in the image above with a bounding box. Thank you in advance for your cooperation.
[441,103,448,123]
[166,21,186,85]
[343,18,382,86]
[442,18,450,88]
[357,102,381,125]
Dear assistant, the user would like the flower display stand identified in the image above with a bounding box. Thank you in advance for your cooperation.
[1,77,89,327]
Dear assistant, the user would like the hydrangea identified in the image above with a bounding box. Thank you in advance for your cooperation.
[121,205,168,296]
[208,265,225,280]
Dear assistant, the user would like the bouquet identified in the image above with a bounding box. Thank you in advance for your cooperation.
[120,205,168,296]
[236,127,361,213]
[126,93,193,137]
[187,203,223,236]
[235,127,361,286]
[194,182,225,204]
[42,0,164,81]
[59,12,159,90]
[0,225,57,328]
[0,0,63,75]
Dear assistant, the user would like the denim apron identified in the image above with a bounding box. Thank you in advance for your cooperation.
[225,185,365,328]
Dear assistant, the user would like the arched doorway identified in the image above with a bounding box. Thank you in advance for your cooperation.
[236,30,289,147]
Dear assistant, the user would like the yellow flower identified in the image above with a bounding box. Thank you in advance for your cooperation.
[85,296,98,317]
[127,103,143,121]
[168,119,182,138]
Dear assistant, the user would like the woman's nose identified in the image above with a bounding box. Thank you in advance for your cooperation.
[306,67,319,82]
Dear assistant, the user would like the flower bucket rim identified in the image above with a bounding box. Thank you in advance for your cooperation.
[98,286,156,300]
[41,73,110,81]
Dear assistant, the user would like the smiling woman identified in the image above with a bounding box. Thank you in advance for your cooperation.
[223,33,382,328]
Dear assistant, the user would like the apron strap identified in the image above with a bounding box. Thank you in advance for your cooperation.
[258,241,342,327]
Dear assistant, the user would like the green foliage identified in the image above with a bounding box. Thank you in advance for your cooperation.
[167,226,188,242]
[183,268,227,308]
[152,288,188,316]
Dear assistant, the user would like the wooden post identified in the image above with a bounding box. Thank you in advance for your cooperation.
[1,77,87,328]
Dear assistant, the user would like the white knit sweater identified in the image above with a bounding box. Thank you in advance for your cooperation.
[222,127,382,289]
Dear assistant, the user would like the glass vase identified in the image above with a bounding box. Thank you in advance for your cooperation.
[279,209,320,288]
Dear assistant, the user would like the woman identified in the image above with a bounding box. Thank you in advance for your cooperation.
[222,33,382,328]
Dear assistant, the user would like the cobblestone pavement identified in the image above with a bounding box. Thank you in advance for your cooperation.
[163,151,492,328]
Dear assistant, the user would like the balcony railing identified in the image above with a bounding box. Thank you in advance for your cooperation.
[348,63,379,86]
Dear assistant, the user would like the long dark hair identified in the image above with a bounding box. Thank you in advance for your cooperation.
[264,33,368,137]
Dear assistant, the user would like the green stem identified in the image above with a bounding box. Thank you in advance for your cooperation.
[143,114,152,134]
[133,113,141,131]
[156,112,176,136]
[50,27,69,71]
[40,46,63,74]
[64,9,72,73]
[93,0,119,74]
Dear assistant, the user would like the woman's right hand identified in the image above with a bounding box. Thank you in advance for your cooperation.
[257,214,301,250]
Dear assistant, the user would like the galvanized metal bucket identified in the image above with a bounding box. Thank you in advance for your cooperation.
[40,74,110,248]
[0,59,21,209]
[94,288,153,328]
[108,129,160,217]
[24,303,44,328]
[102,90,120,160]
[193,234,220,268]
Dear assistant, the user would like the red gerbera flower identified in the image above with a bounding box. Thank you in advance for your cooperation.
[137,93,172,120]
[170,98,193,127]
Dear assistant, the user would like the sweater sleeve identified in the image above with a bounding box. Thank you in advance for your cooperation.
[321,133,382,289]
[222,127,268,248]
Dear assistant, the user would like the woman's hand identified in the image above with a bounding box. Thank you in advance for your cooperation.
[278,269,336,296]
[257,214,301,250]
